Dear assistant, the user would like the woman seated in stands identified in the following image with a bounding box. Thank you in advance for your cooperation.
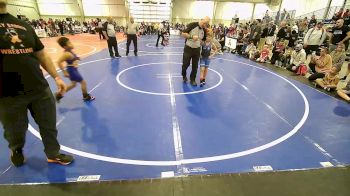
[315,66,340,91]
[330,44,346,72]
[337,64,350,103]
[308,47,332,81]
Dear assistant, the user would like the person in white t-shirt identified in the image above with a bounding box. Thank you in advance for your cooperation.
[125,16,139,56]
[156,21,166,47]
[102,17,121,58]
[303,22,326,55]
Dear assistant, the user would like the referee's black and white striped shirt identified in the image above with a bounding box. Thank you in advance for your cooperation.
[183,22,207,48]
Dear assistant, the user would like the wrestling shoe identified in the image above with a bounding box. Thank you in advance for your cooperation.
[83,94,95,102]
[200,79,205,87]
[47,154,74,165]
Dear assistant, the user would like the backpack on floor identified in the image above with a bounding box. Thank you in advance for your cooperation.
[296,63,308,76]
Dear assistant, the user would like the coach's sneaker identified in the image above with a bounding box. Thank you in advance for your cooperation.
[11,149,25,167]
[190,80,197,86]
[183,76,188,83]
[55,93,64,103]
[83,94,95,102]
[47,154,74,165]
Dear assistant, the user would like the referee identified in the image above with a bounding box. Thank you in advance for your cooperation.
[181,16,210,86]
[125,16,139,56]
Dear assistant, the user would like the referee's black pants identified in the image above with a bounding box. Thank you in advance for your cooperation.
[126,34,138,55]
[182,45,200,81]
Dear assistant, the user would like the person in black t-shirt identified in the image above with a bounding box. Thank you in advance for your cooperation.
[329,19,350,51]
[308,15,317,29]
[0,0,74,167]
[276,21,287,41]
[289,30,298,48]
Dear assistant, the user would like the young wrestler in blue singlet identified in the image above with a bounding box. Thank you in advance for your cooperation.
[55,37,95,102]
[200,36,217,87]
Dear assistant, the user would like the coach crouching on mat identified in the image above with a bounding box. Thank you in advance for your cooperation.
[181,16,210,86]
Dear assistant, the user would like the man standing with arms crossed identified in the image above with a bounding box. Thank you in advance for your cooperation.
[0,0,73,166]
[181,16,210,86]
[125,16,139,56]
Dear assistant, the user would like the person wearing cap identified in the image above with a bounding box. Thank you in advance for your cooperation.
[287,44,307,72]
[303,22,327,55]
[329,19,350,52]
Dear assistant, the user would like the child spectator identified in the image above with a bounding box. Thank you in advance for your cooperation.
[280,46,293,67]
[199,36,217,87]
[315,66,340,91]
[271,39,286,65]
[257,45,270,63]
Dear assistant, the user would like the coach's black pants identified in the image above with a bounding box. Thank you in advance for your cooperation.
[182,45,201,81]
[126,34,138,55]
[0,87,61,157]
[107,37,120,57]
[156,32,164,46]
